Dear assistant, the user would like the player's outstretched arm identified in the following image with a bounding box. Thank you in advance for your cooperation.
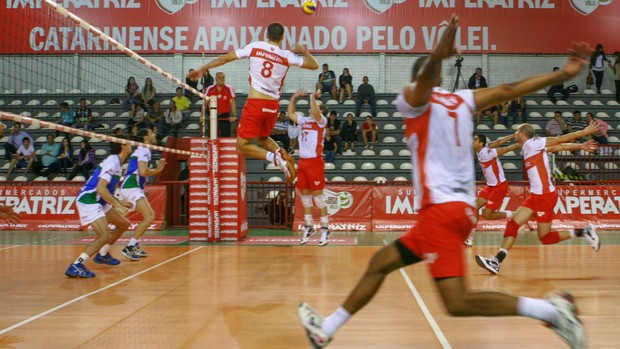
[495,143,521,157]
[403,14,459,108]
[190,51,239,81]
[287,91,306,124]
[546,121,600,147]
[546,139,597,154]
[474,42,592,111]
[488,133,516,149]
[138,159,166,177]
[96,179,132,215]
[295,44,319,70]
[309,91,323,122]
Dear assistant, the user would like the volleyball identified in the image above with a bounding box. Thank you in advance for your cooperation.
[302,0,317,15]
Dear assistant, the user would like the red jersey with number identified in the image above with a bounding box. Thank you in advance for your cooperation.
[235,41,304,99]
[522,137,555,194]
[205,84,236,116]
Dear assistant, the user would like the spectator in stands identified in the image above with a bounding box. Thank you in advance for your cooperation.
[6,137,36,179]
[317,63,337,100]
[74,98,93,131]
[124,76,140,111]
[113,127,124,138]
[590,44,610,94]
[355,76,377,117]
[185,69,199,101]
[128,103,145,130]
[141,78,157,106]
[546,111,569,137]
[586,112,609,144]
[340,112,358,153]
[56,137,74,176]
[327,111,341,154]
[476,105,499,126]
[172,87,191,124]
[38,133,61,178]
[4,122,33,163]
[547,67,570,103]
[509,96,526,125]
[164,101,183,138]
[498,102,510,127]
[57,102,75,136]
[567,110,589,133]
[264,190,290,226]
[362,116,377,149]
[68,140,96,180]
[512,108,527,125]
[271,111,290,151]
[201,69,214,92]
[339,68,353,104]
[205,72,237,137]
[145,101,165,138]
[467,67,488,89]
[324,132,337,164]
[609,51,620,103]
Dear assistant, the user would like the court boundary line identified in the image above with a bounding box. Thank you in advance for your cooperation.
[383,239,452,349]
[0,246,204,335]
[0,245,22,251]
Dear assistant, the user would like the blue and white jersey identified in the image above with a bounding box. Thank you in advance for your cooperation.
[120,147,151,190]
[77,155,123,206]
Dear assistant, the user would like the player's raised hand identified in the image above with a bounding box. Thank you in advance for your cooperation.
[294,44,308,55]
[0,205,20,224]
[583,121,601,136]
[563,42,593,77]
[292,89,308,98]
[580,139,598,153]
[431,14,460,61]
[188,69,203,82]
[156,158,167,170]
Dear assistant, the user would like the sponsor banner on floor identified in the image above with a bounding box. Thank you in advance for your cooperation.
[65,236,188,245]
[236,236,356,246]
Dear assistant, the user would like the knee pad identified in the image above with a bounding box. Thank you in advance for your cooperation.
[540,231,560,245]
[301,195,313,208]
[313,195,326,209]
[503,220,520,239]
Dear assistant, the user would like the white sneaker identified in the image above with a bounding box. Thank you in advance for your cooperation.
[548,292,586,349]
[319,230,330,247]
[475,255,500,274]
[298,303,332,348]
[274,148,296,182]
[300,226,316,245]
[580,224,600,251]
[464,234,474,248]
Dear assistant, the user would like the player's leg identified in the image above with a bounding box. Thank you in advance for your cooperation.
[330,85,337,100]
[537,222,600,251]
[299,185,315,245]
[92,205,130,265]
[66,204,111,278]
[313,189,330,246]
[6,158,17,178]
[465,196,487,247]
[120,191,153,257]
[339,87,345,104]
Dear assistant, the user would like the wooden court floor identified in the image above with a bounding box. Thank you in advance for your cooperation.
[0,230,618,349]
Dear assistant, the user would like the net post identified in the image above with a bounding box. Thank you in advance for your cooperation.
[208,96,220,241]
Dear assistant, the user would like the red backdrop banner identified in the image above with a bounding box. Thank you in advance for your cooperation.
[4,1,618,54]
[0,184,166,231]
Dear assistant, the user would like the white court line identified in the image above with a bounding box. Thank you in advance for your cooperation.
[0,246,204,335]
[383,239,452,349]
[0,245,22,251]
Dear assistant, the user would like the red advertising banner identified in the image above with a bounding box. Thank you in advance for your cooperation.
[3,1,618,54]
[293,186,372,231]
[0,184,166,231]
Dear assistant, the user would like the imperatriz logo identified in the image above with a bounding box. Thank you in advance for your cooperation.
[157,0,198,15]
[364,0,406,14]
[570,0,613,15]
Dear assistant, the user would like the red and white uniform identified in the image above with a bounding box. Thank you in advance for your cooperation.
[235,41,304,99]
[205,84,236,118]
[521,137,557,222]
[477,146,509,210]
[296,114,328,191]
[396,86,477,279]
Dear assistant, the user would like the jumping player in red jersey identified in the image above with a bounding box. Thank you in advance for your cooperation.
[190,23,319,182]
[287,90,330,246]
[298,15,591,349]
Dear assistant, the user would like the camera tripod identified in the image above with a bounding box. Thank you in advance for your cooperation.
[452,61,468,92]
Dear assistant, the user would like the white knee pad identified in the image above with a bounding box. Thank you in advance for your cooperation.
[313,195,326,209]
[301,195,313,208]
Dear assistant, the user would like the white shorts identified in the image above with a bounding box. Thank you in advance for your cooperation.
[119,188,147,210]
[77,202,112,226]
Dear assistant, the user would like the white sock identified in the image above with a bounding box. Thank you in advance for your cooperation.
[322,307,351,337]
[320,216,329,230]
[74,252,89,265]
[568,229,576,237]
[304,214,313,227]
[503,210,512,219]
[99,244,110,256]
[499,248,509,255]
[266,151,275,164]
[517,297,558,324]
[128,238,139,247]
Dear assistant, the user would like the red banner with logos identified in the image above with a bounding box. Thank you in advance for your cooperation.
[0,184,166,231]
[293,186,372,231]
[3,1,618,54]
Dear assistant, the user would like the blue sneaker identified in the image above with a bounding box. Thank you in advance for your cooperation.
[121,246,140,261]
[65,263,95,278]
[93,253,121,266]
[133,243,148,257]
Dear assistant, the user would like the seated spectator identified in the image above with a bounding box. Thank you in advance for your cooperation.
[340,112,358,152]
[567,110,589,137]
[498,102,510,127]
[39,134,61,178]
[68,140,96,180]
[547,67,570,104]
[324,133,337,164]
[201,69,214,92]
[512,108,527,125]
[545,111,569,137]
[476,105,499,126]
[509,96,525,124]
[339,68,353,104]
[57,102,75,136]
[467,67,488,90]
[270,111,290,151]
[288,121,301,154]
[585,112,609,144]
[316,63,337,100]
[145,101,165,136]
[7,137,36,178]
[327,111,341,154]
[362,116,377,149]
[355,76,377,117]
[74,98,92,130]
[141,78,157,106]
[185,69,199,101]
[128,103,145,129]
[56,137,74,176]
[124,76,141,111]
[164,101,183,138]
[113,127,124,138]
[172,87,191,124]
[4,122,33,163]
[264,190,290,225]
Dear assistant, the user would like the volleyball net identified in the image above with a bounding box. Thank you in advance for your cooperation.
[0,0,248,241]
